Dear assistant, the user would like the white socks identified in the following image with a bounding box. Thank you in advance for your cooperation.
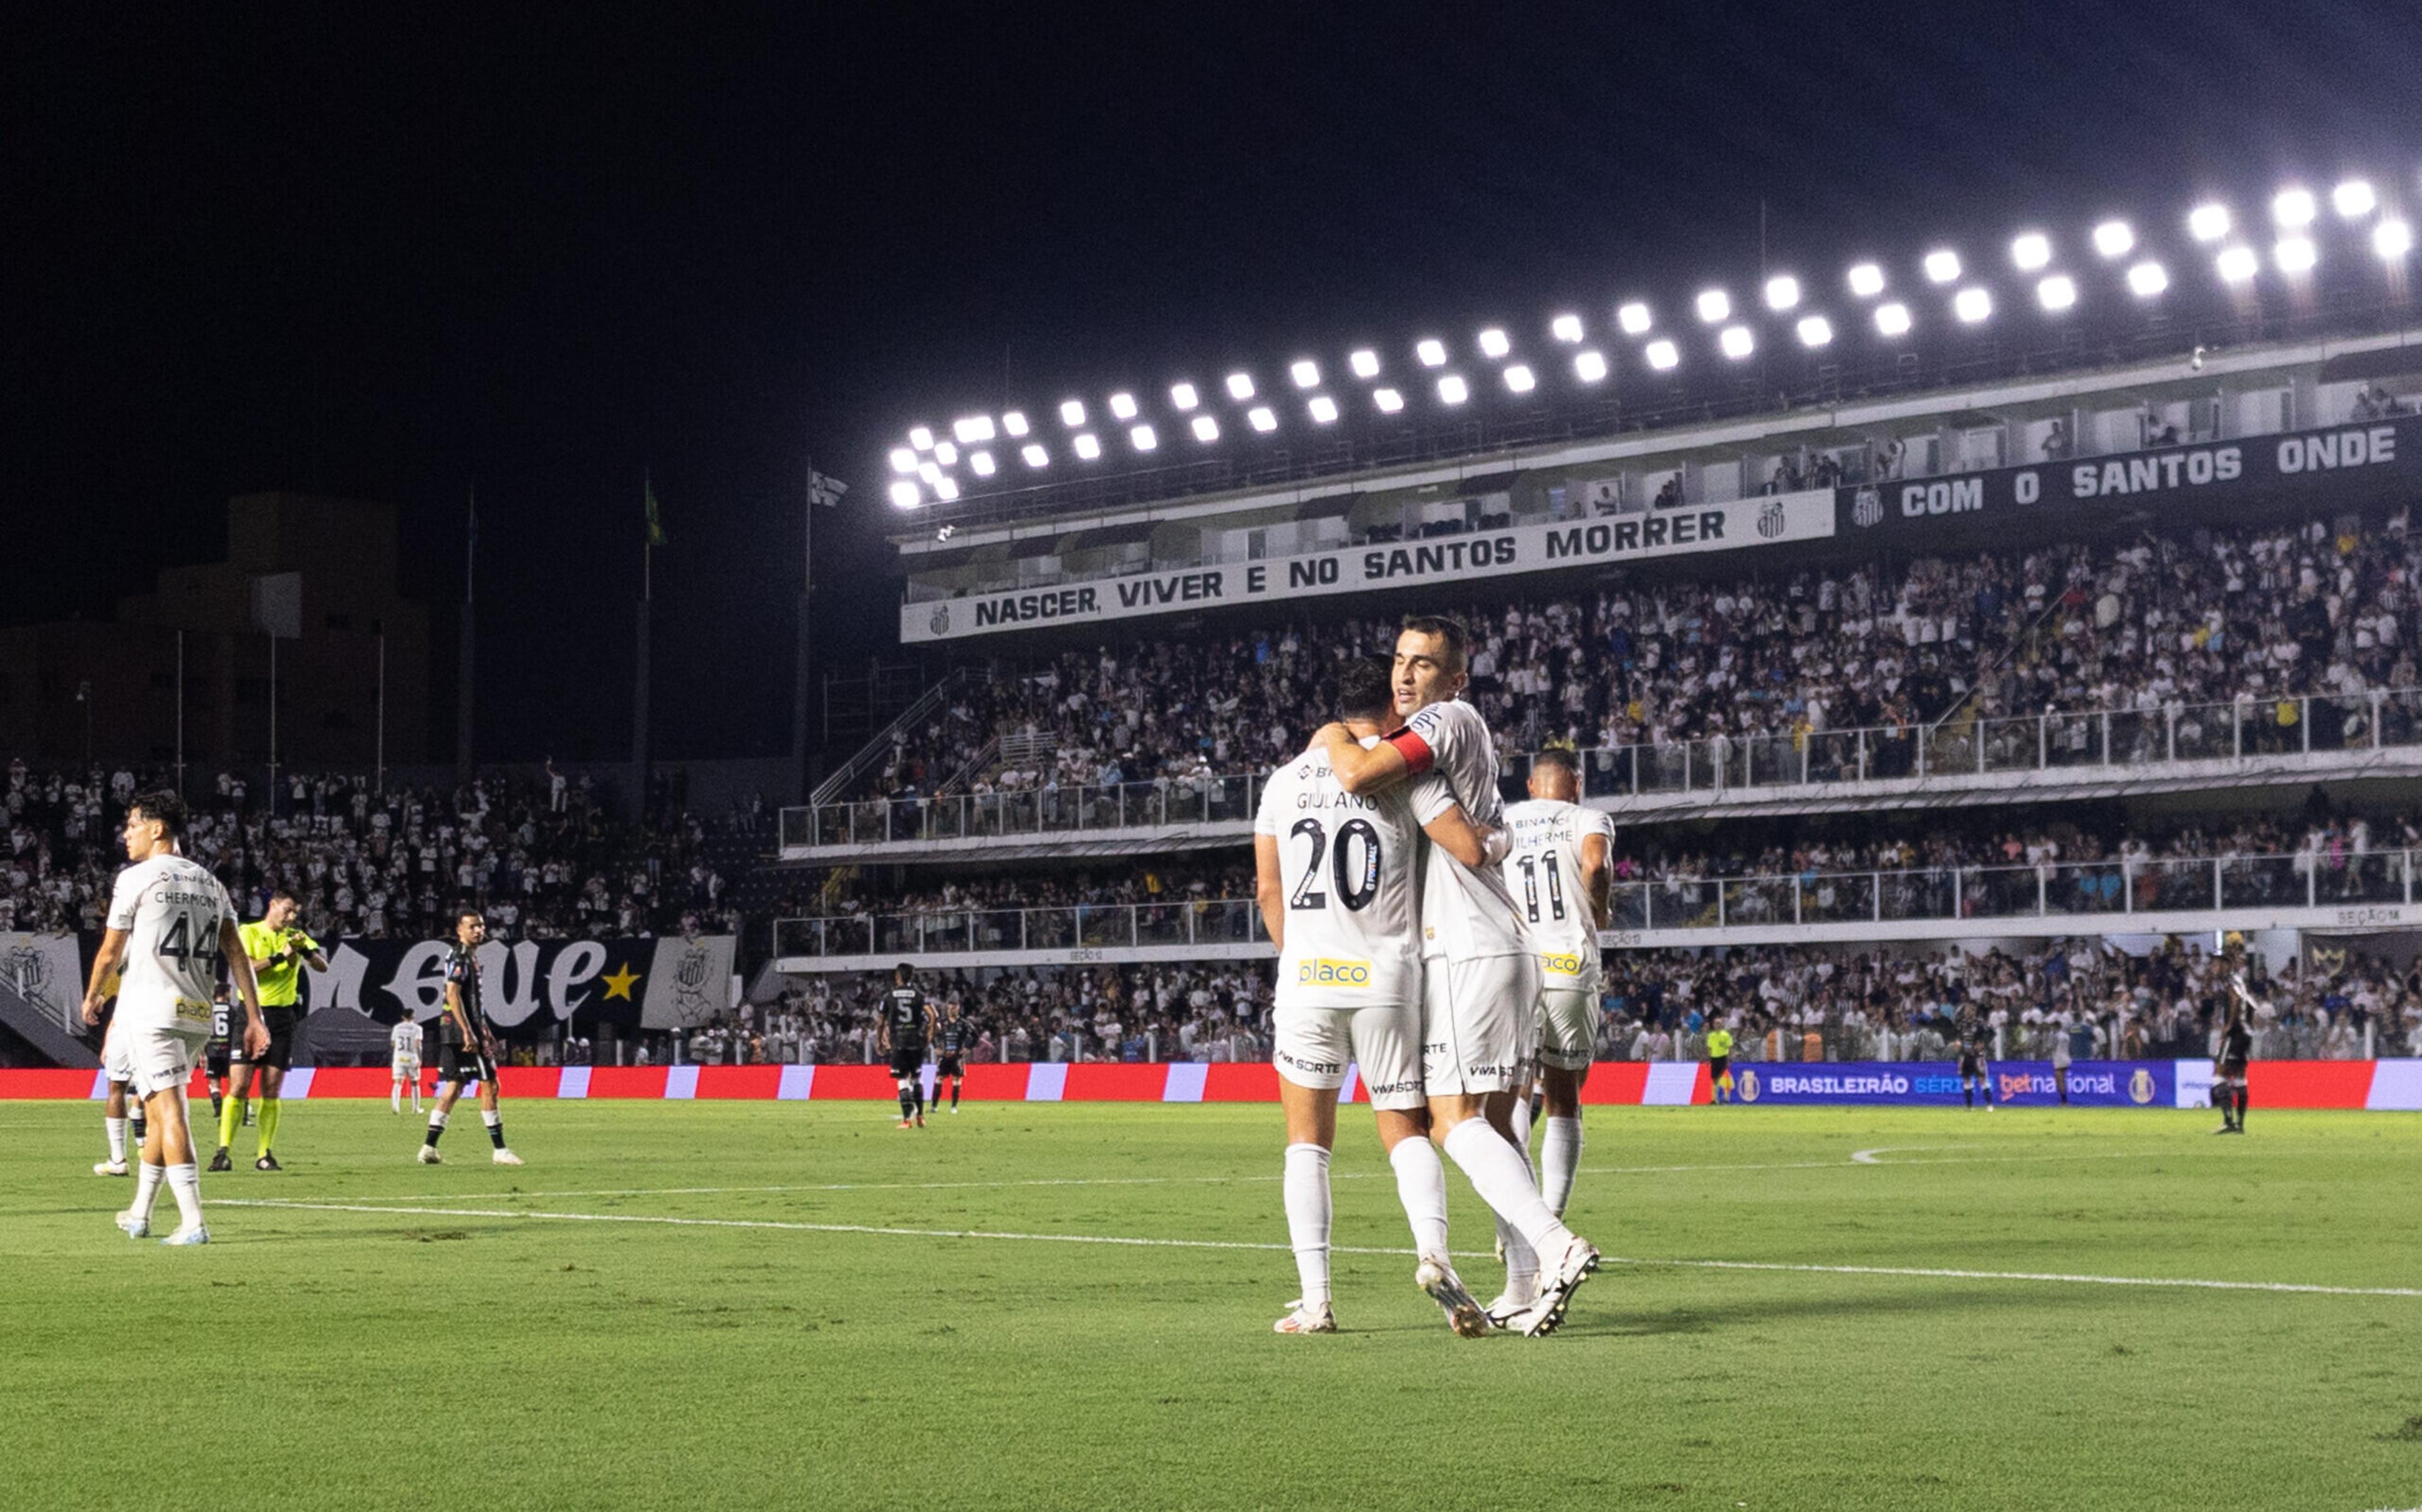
[131,1161,165,1221]
[1442,1117,1572,1257]
[105,1117,127,1164]
[1282,1143,1332,1308]
[1540,1116,1584,1217]
[1508,1096,1535,1154]
[392,1084,402,1113]
[1496,1214,1538,1303]
[165,1163,202,1230]
[1387,1136,1452,1259]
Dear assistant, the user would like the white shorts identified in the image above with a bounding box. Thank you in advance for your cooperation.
[1420,953,1540,1096]
[123,1024,205,1100]
[1273,999,1424,1111]
[392,1057,422,1078]
[102,1021,136,1086]
[1537,984,1601,1071]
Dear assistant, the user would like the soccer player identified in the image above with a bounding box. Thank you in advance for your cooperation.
[1498,748,1614,1218]
[391,1013,426,1114]
[204,984,231,1121]
[1318,616,1600,1337]
[92,991,147,1177]
[2215,977,2257,1134]
[933,996,971,1114]
[78,791,268,1244]
[211,891,325,1172]
[1705,1022,1735,1104]
[1255,655,1505,1337]
[879,964,934,1128]
[1957,1033,1993,1110]
[418,909,522,1165]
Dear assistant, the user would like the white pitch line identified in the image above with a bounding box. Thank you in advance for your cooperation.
[269,1148,2177,1206]
[214,1198,2422,1299]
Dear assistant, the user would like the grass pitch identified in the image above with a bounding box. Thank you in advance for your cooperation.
[3,1097,2418,1511]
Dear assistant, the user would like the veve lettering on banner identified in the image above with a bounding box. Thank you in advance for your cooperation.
[389,940,457,1018]
[549,939,609,1016]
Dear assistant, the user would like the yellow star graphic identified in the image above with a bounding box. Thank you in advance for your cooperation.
[600,963,641,1001]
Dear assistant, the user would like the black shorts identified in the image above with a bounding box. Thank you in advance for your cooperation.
[888,1045,927,1080]
[1960,1061,1985,1079]
[438,1040,497,1088]
[935,1054,965,1078]
[250,1013,301,1072]
[1709,1055,1730,1079]
[206,1042,230,1078]
[2218,1059,2248,1081]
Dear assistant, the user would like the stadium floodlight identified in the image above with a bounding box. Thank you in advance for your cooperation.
[1002,410,1029,438]
[1021,443,1049,468]
[2376,218,2414,260]
[2334,179,2377,219]
[1073,432,1103,460]
[1644,338,1680,370]
[2037,274,2077,311]
[1109,392,1138,420]
[888,447,917,475]
[1290,359,1320,388]
[1923,249,1961,284]
[1719,325,1754,359]
[1226,372,1255,400]
[1617,301,1653,334]
[933,477,960,501]
[969,450,996,477]
[888,480,921,509]
[1764,275,1801,311]
[917,462,942,486]
[952,415,996,444]
[2272,187,2317,228]
[1847,262,1886,298]
[2215,244,2259,282]
[1350,348,1381,378]
[1169,382,1200,410]
[909,426,935,450]
[1795,315,1832,347]
[1190,415,1219,442]
[1308,394,1340,423]
[933,440,959,465]
[1695,289,1730,323]
[1437,374,1469,404]
[1953,287,1992,323]
[2092,220,2134,259]
[1248,405,1278,432]
[1478,327,1511,358]
[2126,260,2169,298]
[1574,349,1608,381]
[1060,399,1086,426]
[1504,363,1536,393]
[1416,338,1448,367]
[2188,203,2232,241]
[1550,313,1584,342]
[1373,387,1405,412]
[2011,232,2051,271]
[2275,235,2317,274]
[1875,301,1913,336]
[1129,423,1157,451]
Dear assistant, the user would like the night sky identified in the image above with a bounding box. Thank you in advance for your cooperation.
[10,3,2420,762]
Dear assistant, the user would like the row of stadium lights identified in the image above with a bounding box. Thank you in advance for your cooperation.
[889,180,2417,509]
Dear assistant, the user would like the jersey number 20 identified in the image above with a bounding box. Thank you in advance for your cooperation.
[1288,817,1382,911]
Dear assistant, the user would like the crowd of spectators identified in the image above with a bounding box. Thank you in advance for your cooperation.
[865,509,2422,802]
[0,759,734,944]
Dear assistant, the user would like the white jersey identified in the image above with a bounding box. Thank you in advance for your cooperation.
[105,853,234,1035]
[1500,797,1616,985]
[390,1019,424,1060]
[1256,739,1437,1011]
[1389,699,1524,960]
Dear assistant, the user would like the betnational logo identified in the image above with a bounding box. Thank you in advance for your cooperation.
[1297,958,1373,987]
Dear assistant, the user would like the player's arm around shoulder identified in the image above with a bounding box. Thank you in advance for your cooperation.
[1313,722,1410,796]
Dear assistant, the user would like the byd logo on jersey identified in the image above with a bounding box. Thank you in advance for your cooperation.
[1538,952,1587,977]
[1297,958,1372,987]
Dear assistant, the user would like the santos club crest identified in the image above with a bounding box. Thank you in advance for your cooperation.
[1852,487,1883,528]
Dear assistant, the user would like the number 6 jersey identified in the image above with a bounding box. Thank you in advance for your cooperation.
[1256,738,1448,1011]
[1498,797,1617,989]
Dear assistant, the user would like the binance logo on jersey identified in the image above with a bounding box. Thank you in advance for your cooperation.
[1297,958,1373,987]
[1538,952,1587,977]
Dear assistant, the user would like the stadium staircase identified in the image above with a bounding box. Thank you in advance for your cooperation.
[810,667,967,807]
[0,976,98,1069]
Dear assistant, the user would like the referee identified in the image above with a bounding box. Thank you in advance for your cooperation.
[211,892,325,1173]
[1705,1023,1735,1105]
[418,909,522,1166]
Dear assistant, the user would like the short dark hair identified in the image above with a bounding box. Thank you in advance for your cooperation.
[1335,656,1395,722]
[895,962,915,982]
[1398,614,1470,672]
[127,790,187,837]
[456,906,483,924]
[268,888,299,906]
[1531,747,1579,777]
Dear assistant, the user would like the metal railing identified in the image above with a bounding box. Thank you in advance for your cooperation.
[774,898,1267,959]
[780,687,2422,851]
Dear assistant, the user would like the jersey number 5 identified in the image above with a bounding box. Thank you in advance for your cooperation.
[1287,817,1382,912]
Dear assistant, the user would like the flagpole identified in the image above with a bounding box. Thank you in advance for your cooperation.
[632,471,653,825]
[456,483,476,783]
[792,458,814,804]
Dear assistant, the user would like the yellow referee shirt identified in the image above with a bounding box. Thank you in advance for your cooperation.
[238,921,319,1008]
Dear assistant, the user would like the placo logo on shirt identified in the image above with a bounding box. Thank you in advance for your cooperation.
[1297,958,1372,987]
[1539,951,1588,977]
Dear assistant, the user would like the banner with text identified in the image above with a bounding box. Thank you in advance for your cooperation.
[1835,413,2422,548]
[296,935,732,1040]
[1733,1059,2179,1107]
[901,489,1835,643]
